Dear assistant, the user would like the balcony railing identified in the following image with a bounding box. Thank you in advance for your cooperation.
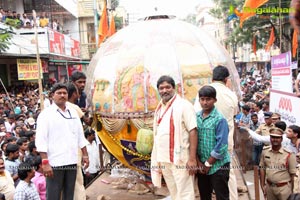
[0,22,81,59]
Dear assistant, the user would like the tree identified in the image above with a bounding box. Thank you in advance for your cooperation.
[0,27,12,53]
[210,0,291,53]
[114,16,123,30]
[110,0,119,11]
[183,14,199,26]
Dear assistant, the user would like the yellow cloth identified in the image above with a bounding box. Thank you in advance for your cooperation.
[0,170,15,200]
[39,18,48,27]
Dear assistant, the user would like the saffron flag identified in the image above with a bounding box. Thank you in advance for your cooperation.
[108,14,116,37]
[98,3,108,47]
[239,0,269,27]
[252,35,257,55]
[293,29,298,58]
[265,27,275,52]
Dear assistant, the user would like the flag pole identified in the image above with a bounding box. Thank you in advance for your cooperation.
[33,10,44,111]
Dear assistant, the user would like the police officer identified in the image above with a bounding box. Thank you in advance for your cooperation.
[271,112,281,124]
[256,112,275,136]
[260,128,297,200]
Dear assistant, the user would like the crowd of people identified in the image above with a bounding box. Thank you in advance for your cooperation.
[0,65,299,200]
[0,8,61,31]
[0,71,103,200]
[236,68,300,199]
[151,65,300,200]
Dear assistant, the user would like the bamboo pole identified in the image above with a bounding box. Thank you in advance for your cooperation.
[33,10,44,111]
[254,165,260,200]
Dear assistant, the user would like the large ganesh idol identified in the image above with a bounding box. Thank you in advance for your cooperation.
[85,16,241,175]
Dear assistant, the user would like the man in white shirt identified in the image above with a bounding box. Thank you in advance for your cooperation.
[35,83,89,200]
[254,102,265,124]
[66,82,86,200]
[243,122,298,154]
[151,75,198,200]
[84,128,100,186]
[210,66,239,200]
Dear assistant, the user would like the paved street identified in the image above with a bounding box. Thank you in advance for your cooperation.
[243,170,264,200]
[86,153,253,200]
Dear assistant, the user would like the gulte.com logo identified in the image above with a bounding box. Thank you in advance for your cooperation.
[227,4,295,22]
[227,5,242,21]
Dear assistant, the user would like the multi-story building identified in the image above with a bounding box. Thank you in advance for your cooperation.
[0,0,86,87]
[78,0,127,59]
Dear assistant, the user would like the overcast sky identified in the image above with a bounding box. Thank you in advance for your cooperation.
[118,0,208,19]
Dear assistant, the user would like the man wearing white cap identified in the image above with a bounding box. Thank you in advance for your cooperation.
[26,117,36,130]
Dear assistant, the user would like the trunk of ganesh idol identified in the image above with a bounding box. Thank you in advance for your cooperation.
[85,15,241,177]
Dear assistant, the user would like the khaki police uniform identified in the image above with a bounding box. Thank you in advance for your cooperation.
[260,146,297,200]
[271,113,281,120]
[256,123,275,136]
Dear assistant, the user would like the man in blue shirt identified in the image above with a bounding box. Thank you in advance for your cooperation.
[239,105,251,127]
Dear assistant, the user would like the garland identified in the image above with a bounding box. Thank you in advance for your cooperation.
[96,115,151,160]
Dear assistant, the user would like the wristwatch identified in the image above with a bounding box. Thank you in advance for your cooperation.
[204,161,212,167]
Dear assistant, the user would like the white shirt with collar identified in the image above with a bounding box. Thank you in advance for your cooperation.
[85,140,100,174]
[35,103,89,167]
[256,110,265,124]
[247,129,297,153]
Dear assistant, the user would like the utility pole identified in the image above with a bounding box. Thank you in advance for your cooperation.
[279,0,282,53]
[33,10,44,110]
[94,0,99,48]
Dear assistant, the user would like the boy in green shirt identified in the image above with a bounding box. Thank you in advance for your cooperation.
[196,85,230,200]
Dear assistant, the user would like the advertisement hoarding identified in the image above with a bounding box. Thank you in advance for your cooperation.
[271,51,293,93]
[17,59,42,80]
[270,89,299,126]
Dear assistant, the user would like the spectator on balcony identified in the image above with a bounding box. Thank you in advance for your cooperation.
[21,13,30,27]
[0,8,3,22]
[12,11,17,19]
[5,11,21,28]
[31,15,39,27]
[52,19,58,31]
[24,21,32,28]
[57,22,61,31]
[5,10,12,20]
[16,13,23,27]
[39,15,48,28]
[2,10,8,21]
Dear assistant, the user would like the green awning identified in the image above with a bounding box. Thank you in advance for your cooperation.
[48,60,90,65]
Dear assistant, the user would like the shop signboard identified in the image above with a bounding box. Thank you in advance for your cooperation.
[17,59,42,80]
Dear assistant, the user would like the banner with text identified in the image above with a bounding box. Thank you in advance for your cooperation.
[17,59,42,80]
[49,29,65,55]
[271,51,293,93]
[270,89,299,126]
[48,29,80,58]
